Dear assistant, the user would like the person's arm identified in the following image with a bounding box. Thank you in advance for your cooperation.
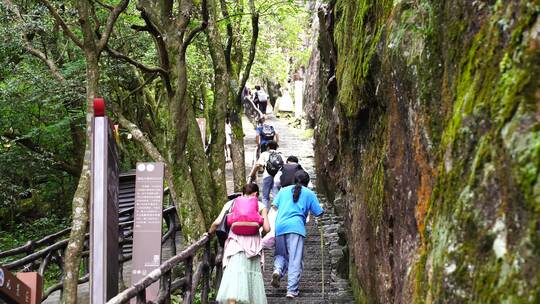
[249,163,261,179]
[275,131,279,145]
[255,127,261,145]
[209,203,229,233]
[272,171,282,195]
[309,192,324,217]
[250,153,266,178]
[261,207,270,233]
[272,189,281,209]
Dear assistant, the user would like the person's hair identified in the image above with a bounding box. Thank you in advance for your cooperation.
[258,117,265,124]
[267,140,278,150]
[243,183,259,196]
[286,156,299,163]
[292,170,310,203]
[255,85,261,90]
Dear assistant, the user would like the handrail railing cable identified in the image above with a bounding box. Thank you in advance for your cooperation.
[107,233,214,304]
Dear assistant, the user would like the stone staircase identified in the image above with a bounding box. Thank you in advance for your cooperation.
[241,112,354,303]
[262,219,353,303]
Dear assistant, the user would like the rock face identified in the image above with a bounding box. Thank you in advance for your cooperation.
[307,0,540,303]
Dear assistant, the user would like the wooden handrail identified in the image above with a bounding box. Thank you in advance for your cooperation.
[107,233,211,304]
[0,227,71,259]
[0,206,178,262]
[3,239,69,269]
[1,204,180,302]
[247,97,264,118]
[0,200,176,260]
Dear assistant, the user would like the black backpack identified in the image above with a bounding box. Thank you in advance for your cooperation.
[261,124,275,141]
[279,163,303,187]
[266,151,284,176]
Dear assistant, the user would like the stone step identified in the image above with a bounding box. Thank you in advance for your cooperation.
[241,114,354,304]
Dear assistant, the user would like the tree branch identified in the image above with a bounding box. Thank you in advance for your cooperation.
[90,1,101,36]
[110,102,178,205]
[105,46,168,75]
[24,44,66,82]
[181,0,208,52]
[119,72,158,103]
[1,0,66,82]
[130,10,172,96]
[93,0,113,10]
[38,0,84,48]
[3,133,80,177]
[219,0,233,72]
[237,0,258,104]
[97,0,130,51]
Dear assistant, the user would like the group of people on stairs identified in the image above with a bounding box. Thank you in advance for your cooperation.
[209,118,324,304]
[243,85,270,115]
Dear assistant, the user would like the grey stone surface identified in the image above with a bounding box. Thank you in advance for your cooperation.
[241,114,354,304]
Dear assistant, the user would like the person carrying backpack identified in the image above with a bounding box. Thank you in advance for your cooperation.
[249,140,283,209]
[256,117,279,153]
[254,85,269,114]
[271,171,324,299]
[209,183,270,304]
[271,156,309,197]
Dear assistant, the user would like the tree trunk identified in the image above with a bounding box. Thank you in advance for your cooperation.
[62,52,98,304]
[171,161,207,242]
[205,0,232,196]
[230,126,247,191]
[218,0,258,192]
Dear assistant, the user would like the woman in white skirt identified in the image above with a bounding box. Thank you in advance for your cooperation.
[209,183,270,304]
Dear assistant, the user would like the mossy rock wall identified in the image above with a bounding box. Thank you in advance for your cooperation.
[309,1,540,302]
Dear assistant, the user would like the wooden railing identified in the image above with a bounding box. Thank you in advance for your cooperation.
[243,96,264,124]
[107,193,243,303]
[107,233,221,304]
[0,205,180,301]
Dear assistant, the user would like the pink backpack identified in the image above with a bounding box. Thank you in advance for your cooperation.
[226,196,264,235]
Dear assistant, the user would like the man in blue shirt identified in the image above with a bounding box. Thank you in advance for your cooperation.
[271,171,324,298]
[255,117,279,153]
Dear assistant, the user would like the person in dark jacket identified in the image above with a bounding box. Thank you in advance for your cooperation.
[271,156,309,197]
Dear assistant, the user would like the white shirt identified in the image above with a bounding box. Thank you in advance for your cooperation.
[256,149,278,178]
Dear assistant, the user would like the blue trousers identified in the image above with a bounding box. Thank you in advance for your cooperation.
[273,233,305,295]
[262,175,274,209]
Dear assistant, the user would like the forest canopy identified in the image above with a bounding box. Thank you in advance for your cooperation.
[0,1,311,298]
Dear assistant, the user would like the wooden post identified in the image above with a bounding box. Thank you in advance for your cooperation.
[135,289,146,304]
[169,214,177,257]
[214,246,223,291]
[201,242,210,304]
[157,271,171,304]
[183,257,193,304]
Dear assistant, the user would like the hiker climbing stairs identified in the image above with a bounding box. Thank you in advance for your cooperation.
[238,112,355,303]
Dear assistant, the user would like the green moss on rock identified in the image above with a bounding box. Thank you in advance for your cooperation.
[312,0,540,302]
